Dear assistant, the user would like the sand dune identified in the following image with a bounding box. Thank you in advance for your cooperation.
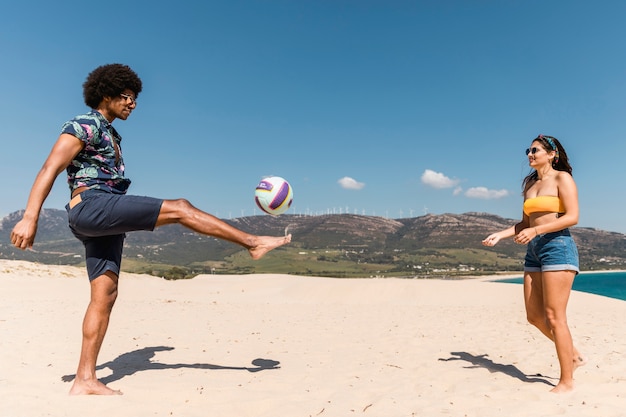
[1,259,625,417]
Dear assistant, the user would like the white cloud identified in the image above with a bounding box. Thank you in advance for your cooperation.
[338,176,365,190]
[421,169,460,189]
[421,169,509,200]
[464,187,509,199]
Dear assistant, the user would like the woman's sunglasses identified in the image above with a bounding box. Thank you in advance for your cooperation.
[525,147,541,155]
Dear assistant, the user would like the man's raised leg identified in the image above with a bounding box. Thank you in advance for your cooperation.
[156,199,291,258]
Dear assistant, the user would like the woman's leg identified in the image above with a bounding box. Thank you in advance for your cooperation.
[524,272,553,338]
[525,271,580,392]
[541,270,577,392]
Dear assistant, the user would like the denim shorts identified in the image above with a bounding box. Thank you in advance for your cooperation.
[524,229,579,274]
[65,190,163,280]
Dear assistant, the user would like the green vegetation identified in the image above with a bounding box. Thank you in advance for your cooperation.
[2,210,625,279]
[118,245,523,279]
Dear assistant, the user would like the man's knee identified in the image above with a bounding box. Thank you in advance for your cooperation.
[91,271,119,309]
[170,198,193,212]
[158,198,194,225]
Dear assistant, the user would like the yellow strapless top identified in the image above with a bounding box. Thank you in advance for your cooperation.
[523,196,565,216]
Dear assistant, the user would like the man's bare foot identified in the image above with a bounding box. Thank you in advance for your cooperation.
[69,379,122,395]
[249,234,292,260]
[550,380,574,393]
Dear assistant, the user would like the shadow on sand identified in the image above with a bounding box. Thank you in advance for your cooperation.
[439,351,555,387]
[62,346,280,384]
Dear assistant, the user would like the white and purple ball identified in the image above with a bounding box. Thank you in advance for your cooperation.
[254,176,293,215]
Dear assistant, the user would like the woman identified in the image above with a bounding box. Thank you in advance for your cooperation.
[482,134,585,393]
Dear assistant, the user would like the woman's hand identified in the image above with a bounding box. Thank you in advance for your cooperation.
[482,233,501,247]
[513,228,538,245]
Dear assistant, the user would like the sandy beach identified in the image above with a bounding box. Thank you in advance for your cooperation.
[1,259,625,417]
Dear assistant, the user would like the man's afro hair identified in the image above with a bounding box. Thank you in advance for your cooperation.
[83,63,142,109]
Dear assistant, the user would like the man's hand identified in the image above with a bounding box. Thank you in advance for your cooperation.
[10,218,38,250]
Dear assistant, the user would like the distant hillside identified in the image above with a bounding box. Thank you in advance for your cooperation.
[1,209,625,279]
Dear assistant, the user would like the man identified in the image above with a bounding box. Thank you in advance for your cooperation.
[10,63,291,395]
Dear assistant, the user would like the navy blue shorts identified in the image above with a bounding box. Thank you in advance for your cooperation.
[524,229,579,274]
[65,190,163,280]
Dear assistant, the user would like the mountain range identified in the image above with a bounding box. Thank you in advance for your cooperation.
[1,209,625,279]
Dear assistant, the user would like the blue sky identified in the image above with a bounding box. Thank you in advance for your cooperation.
[2,1,626,233]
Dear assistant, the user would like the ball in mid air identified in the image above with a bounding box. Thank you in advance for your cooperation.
[254,176,293,215]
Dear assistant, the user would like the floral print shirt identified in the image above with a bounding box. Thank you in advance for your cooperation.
[61,110,131,195]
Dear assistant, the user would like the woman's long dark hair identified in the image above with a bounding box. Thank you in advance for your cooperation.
[522,135,572,193]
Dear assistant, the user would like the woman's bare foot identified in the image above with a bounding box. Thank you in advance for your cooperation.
[248,234,292,260]
[550,380,574,393]
[573,354,587,372]
[69,378,122,395]
[549,352,586,393]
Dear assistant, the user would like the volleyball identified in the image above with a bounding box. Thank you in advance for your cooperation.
[254,176,293,215]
